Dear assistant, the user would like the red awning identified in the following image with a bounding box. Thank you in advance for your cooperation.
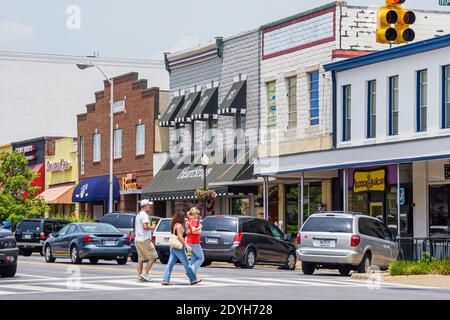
[39,185,75,204]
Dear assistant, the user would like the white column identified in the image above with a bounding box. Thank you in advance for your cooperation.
[298,173,305,229]
[343,168,348,212]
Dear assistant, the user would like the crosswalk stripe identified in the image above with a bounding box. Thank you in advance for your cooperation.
[3,284,69,293]
[48,281,122,291]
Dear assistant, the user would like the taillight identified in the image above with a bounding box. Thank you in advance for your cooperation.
[124,235,135,245]
[296,232,301,245]
[351,235,361,247]
[39,232,46,240]
[151,235,156,243]
[83,234,94,243]
[233,232,243,244]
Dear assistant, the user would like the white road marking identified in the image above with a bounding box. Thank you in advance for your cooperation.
[16,273,59,279]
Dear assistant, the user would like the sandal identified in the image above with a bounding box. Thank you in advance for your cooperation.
[190,279,202,285]
[161,281,172,286]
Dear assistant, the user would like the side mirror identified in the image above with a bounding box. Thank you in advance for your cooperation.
[283,234,292,241]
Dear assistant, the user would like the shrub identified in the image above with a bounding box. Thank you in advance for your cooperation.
[389,256,450,276]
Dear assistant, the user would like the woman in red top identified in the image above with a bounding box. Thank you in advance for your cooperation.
[186,207,205,275]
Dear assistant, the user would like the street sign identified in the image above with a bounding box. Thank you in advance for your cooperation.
[439,0,450,6]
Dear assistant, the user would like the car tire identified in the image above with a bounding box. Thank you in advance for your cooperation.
[159,255,169,264]
[70,245,82,264]
[0,265,17,278]
[242,249,256,269]
[301,262,316,275]
[89,258,99,264]
[44,245,56,263]
[201,260,212,267]
[338,266,351,276]
[130,254,139,263]
[116,256,128,265]
[356,253,371,274]
[283,251,297,271]
[21,249,32,257]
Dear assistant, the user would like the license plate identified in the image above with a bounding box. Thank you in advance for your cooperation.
[313,239,335,247]
[206,238,219,244]
[103,240,117,247]
[23,234,32,239]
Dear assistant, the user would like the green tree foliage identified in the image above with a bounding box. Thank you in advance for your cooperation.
[0,151,48,225]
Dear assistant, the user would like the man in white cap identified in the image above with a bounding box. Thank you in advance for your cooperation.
[135,199,157,282]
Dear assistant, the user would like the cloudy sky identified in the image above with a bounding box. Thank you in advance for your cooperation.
[1,0,449,60]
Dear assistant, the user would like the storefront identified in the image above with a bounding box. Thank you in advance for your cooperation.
[40,137,78,217]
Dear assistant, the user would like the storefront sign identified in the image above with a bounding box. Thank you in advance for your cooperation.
[353,169,386,193]
[177,166,212,180]
[121,173,140,190]
[445,164,450,180]
[46,159,72,172]
[439,0,450,6]
[15,145,36,160]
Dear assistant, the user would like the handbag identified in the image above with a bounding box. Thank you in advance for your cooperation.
[168,225,183,250]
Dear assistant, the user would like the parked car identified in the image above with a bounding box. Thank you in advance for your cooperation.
[43,222,131,265]
[152,218,172,264]
[200,215,297,270]
[14,218,70,256]
[99,212,160,262]
[296,212,400,276]
[0,228,18,277]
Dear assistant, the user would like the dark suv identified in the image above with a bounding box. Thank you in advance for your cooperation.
[201,215,297,270]
[99,213,160,262]
[0,228,18,277]
[15,218,70,256]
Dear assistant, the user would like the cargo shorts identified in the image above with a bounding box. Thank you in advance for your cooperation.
[135,239,158,261]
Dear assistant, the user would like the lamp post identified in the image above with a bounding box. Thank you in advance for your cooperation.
[201,154,210,218]
[76,63,114,214]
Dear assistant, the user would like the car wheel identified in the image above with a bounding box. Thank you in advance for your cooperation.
[242,249,256,269]
[284,252,297,271]
[70,246,82,264]
[116,256,128,265]
[356,253,371,274]
[159,255,169,264]
[39,251,44,256]
[130,254,139,263]
[301,262,316,275]
[338,266,351,276]
[201,259,212,267]
[89,258,99,264]
[0,265,17,278]
[44,245,56,263]
[21,249,32,257]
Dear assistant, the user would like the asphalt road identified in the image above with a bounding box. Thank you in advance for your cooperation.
[1,255,450,300]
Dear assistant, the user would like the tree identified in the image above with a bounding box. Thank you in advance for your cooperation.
[0,151,48,225]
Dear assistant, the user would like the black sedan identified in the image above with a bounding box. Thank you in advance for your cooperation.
[43,223,131,265]
[0,228,18,277]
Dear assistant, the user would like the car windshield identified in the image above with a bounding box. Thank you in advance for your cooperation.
[17,220,41,231]
[302,217,353,233]
[202,217,238,232]
[116,215,135,229]
[156,219,171,232]
[79,223,120,234]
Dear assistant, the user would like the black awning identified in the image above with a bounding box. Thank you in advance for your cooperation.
[191,87,219,121]
[218,81,246,116]
[158,95,185,127]
[173,91,201,124]
[142,151,254,201]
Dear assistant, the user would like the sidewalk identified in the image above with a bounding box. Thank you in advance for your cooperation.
[351,273,450,288]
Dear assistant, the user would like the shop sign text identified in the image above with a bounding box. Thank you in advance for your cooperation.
[353,169,386,193]
[177,166,212,180]
[46,159,72,172]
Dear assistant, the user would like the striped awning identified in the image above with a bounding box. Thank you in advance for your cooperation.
[39,185,75,204]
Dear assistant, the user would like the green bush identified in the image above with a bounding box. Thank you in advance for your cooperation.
[389,255,450,276]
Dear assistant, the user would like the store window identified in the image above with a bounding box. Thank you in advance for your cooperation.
[389,76,399,136]
[267,81,276,127]
[417,69,427,132]
[231,198,250,216]
[429,184,449,238]
[309,71,320,126]
[367,80,377,139]
[342,85,351,142]
[136,124,145,156]
[286,76,297,129]
[113,128,122,159]
[443,65,450,129]
[80,136,85,174]
[93,133,101,162]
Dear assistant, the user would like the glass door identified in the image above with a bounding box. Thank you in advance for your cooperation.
[429,184,450,238]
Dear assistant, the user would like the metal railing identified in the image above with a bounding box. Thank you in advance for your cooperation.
[397,237,450,261]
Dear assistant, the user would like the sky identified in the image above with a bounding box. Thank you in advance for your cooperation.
[1,0,449,60]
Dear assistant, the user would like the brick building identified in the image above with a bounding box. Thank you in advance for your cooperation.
[75,72,169,219]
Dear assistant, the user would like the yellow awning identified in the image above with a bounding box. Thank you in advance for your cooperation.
[40,185,75,204]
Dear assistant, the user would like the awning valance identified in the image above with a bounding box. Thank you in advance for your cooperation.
[142,151,254,201]
[218,81,246,115]
[191,87,219,121]
[72,175,120,203]
[159,95,185,127]
[174,91,201,124]
[40,185,75,204]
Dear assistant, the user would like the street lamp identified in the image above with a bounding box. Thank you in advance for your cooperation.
[201,154,210,217]
[77,63,114,214]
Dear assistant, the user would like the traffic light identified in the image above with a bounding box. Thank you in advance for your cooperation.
[376,0,416,44]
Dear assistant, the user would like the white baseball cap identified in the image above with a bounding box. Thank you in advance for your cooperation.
[140,199,153,207]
